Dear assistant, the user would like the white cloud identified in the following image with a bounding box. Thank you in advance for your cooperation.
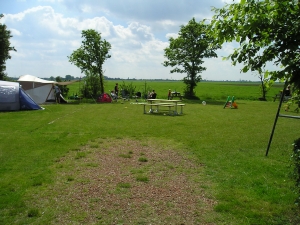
[3,0,262,81]
[221,0,239,3]
[165,33,178,40]
[9,28,22,36]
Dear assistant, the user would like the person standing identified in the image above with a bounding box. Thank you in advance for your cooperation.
[114,83,119,96]
[54,85,61,104]
[168,89,171,100]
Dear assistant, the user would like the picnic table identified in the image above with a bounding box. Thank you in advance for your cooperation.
[273,91,291,102]
[140,99,185,115]
[170,92,183,100]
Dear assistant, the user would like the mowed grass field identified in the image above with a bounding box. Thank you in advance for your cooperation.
[1,81,300,224]
[69,80,285,102]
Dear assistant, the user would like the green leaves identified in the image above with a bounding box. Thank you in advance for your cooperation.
[68,29,111,94]
[163,18,220,97]
[0,14,16,80]
[210,0,300,89]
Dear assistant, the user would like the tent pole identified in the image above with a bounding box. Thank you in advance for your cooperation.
[265,80,288,156]
[45,84,54,102]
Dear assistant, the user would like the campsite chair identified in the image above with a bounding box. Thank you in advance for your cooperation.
[273,90,291,102]
[134,92,142,102]
[110,91,118,102]
[121,90,130,101]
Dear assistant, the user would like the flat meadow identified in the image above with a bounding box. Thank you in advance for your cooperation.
[1,80,300,224]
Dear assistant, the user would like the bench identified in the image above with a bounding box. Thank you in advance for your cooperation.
[177,104,185,114]
[273,93,291,102]
[140,103,175,115]
[170,95,184,100]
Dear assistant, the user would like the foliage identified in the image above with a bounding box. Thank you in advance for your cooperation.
[0,14,16,80]
[68,29,111,94]
[68,80,284,102]
[65,75,74,81]
[286,90,300,112]
[0,72,12,81]
[140,81,153,99]
[163,18,220,98]
[257,71,274,100]
[119,81,137,98]
[210,0,300,89]
[291,138,300,206]
[80,71,102,98]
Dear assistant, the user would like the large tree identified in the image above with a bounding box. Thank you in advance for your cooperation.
[210,0,300,89]
[163,18,220,98]
[68,29,111,94]
[0,14,16,80]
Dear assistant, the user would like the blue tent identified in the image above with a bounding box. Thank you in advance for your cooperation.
[0,80,42,111]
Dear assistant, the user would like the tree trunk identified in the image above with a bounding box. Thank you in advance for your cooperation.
[99,66,104,94]
[259,75,266,100]
[189,72,196,97]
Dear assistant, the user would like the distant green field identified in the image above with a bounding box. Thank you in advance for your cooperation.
[67,80,284,102]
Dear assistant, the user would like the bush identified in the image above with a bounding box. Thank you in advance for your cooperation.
[291,138,300,206]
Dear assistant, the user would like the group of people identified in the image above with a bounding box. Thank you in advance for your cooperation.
[55,81,174,103]
[147,90,157,99]
[110,83,119,100]
[111,82,158,100]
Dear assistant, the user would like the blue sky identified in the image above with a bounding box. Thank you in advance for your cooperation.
[0,0,265,81]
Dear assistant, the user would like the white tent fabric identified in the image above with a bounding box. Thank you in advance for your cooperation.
[17,75,76,104]
[18,75,56,104]
[18,75,56,84]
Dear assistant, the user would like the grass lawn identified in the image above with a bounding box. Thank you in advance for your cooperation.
[68,80,285,101]
[0,81,300,224]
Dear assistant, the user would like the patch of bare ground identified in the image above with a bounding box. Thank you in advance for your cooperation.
[36,138,217,224]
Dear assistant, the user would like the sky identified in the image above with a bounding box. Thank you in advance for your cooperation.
[0,0,265,81]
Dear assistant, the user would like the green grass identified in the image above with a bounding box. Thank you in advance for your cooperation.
[67,80,284,101]
[117,182,131,189]
[136,175,149,183]
[138,157,148,162]
[0,81,300,224]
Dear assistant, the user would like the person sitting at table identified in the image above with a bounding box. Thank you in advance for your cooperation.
[150,90,157,99]
[110,90,117,100]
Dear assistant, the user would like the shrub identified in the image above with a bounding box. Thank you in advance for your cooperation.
[291,138,300,206]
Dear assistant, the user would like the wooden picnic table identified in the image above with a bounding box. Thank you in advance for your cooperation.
[273,91,291,102]
[141,99,185,115]
[170,92,183,100]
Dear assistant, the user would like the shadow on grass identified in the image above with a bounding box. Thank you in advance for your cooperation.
[184,99,225,106]
[143,112,185,117]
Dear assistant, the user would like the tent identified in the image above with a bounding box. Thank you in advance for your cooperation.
[17,75,74,104]
[0,80,42,111]
[97,93,112,103]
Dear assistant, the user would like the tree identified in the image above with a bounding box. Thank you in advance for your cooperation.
[65,75,73,81]
[163,18,220,98]
[0,14,16,80]
[81,71,102,98]
[210,0,300,89]
[68,29,111,94]
[257,71,274,100]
